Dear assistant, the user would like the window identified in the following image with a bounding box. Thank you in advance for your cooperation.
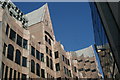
[14,70,16,80]
[67,59,70,66]
[6,24,9,36]
[22,74,27,80]
[9,29,16,42]
[36,50,40,60]
[9,68,13,80]
[76,76,78,80]
[65,77,68,80]
[66,68,69,76]
[45,35,48,42]
[50,59,53,70]
[74,67,77,72]
[78,68,84,72]
[85,69,90,72]
[55,63,60,71]
[40,53,44,62]
[62,55,64,61]
[2,62,5,79]
[91,69,96,72]
[65,58,67,64]
[85,60,89,63]
[49,49,52,57]
[78,59,83,62]
[5,66,8,79]
[36,63,40,76]
[46,46,48,53]
[57,77,61,80]
[18,72,20,80]
[91,61,95,63]
[41,69,45,78]
[15,50,21,65]
[46,56,49,67]
[68,70,71,77]
[7,44,14,61]
[17,34,22,47]
[31,60,35,73]
[55,51,59,59]
[64,66,67,74]
[31,46,35,56]
[22,57,27,67]
[3,43,7,55]
[23,39,28,49]
[48,39,51,45]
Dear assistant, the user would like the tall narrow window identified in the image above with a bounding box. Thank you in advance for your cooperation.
[5,66,8,79]
[3,43,7,55]
[55,51,59,59]
[18,72,20,80]
[49,49,52,57]
[36,63,40,76]
[9,29,16,42]
[74,67,77,72]
[48,39,51,45]
[17,34,22,47]
[6,24,9,36]
[46,56,49,67]
[46,46,48,53]
[22,57,27,67]
[64,66,67,74]
[31,46,35,56]
[36,50,40,60]
[45,35,48,42]
[68,59,70,66]
[41,69,45,78]
[62,55,64,61]
[50,59,53,70]
[68,70,71,77]
[15,50,21,65]
[55,63,60,71]
[31,60,35,73]
[9,68,13,80]
[2,62,5,79]
[40,53,44,62]
[23,39,27,49]
[14,70,16,80]
[7,44,14,61]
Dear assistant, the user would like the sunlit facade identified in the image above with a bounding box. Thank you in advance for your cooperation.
[0,1,101,79]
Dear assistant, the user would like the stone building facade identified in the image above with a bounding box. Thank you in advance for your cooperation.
[0,1,101,79]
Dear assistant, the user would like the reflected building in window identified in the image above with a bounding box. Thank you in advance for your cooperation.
[89,2,120,79]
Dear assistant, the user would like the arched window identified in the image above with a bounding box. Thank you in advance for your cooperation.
[15,49,21,65]
[7,44,14,61]
[36,63,40,76]
[31,60,35,73]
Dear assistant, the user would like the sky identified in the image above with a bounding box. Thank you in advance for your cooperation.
[14,2,95,52]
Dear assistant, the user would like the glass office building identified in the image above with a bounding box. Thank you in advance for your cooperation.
[89,2,120,79]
